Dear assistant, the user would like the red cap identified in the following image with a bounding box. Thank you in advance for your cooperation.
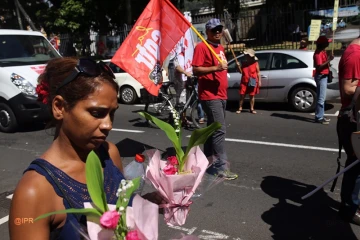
[135,154,145,163]
[316,36,332,44]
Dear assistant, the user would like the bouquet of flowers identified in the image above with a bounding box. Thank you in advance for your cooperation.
[35,151,158,240]
[139,110,221,226]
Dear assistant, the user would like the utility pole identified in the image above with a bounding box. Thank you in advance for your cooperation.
[14,0,23,30]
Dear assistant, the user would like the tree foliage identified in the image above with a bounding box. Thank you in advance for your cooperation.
[0,0,233,34]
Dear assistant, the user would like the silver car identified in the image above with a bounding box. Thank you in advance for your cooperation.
[227,50,339,112]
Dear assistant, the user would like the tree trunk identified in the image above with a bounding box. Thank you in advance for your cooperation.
[214,0,225,15]
[126,0,132,24]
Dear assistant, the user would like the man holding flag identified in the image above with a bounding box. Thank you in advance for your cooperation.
[192,18,238,180]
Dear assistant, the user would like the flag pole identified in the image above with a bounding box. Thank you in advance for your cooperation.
[190,25,224,63]
[301,159,360,200]
[332,31,335,55]
[164,0,224,63]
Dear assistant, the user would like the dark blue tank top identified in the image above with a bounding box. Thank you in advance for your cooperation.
[24,147,126,240]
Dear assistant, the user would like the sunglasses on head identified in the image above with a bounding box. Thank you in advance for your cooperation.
[56,58,115,93]
[211,26,223,33]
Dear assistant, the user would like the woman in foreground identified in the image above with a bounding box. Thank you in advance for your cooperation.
[10,57,132,239]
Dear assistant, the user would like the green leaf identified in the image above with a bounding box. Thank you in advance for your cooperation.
[181,122,222,171]
[35,208,102,221]
[139,112,184,161]
[86,151,109,213]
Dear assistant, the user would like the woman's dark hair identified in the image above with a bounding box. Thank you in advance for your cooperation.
[37,57,119,125]
[316,43,328,51]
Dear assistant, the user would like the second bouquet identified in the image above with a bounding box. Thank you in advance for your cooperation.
[139,110,221,226]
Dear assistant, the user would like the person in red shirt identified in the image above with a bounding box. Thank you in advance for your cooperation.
[192,18,237,180]
[337,37,360,225]
[236,48,261,114]
[313,35,334,124]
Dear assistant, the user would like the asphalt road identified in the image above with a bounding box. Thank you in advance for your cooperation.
[1,101,360,240]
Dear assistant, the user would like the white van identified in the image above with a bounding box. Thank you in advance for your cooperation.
[0,29,62,132]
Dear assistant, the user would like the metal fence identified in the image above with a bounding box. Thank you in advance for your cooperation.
[59,2,359,58]
[192,2,359,54]
[59,24,133,58]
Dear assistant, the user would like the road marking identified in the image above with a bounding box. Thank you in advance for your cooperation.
[310,111,339,117]
[186,136,344,153]
[0,195,13,226]
[134,104,147,107]
[168,226,197,234]
[199,230,229,239]
[170,226,241,239]
[0,215,9,226]
[111,128,144,133]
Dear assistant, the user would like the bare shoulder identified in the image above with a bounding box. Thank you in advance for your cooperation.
[11,171,55,214]
[9,171,55,239]
[104,141,123,173]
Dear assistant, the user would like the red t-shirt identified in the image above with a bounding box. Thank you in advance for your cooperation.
[313,50,329,75]
[192,42,228,100]
[338,44,360,108]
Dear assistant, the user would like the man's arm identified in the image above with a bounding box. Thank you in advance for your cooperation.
[314,54,334,71]
[175,65,192,77]
[193,62,228,76]
[343,79,359,96]
[256,63,261,87]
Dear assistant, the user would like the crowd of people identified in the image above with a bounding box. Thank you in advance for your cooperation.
[6,17,360,239]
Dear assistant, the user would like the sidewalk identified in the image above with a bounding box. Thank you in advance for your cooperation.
[331,56,340,72]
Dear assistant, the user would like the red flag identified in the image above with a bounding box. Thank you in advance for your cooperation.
[111,0,191,96]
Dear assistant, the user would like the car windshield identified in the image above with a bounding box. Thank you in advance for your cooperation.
[0,34,61,67]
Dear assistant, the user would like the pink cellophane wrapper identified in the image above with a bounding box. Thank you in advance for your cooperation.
[84,195,159,240]
[145,146,208,226]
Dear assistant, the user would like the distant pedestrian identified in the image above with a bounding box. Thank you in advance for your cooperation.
[313,35,334,124]
[236,49,261,114]
[299,39,308,50]
[0,16,6,29]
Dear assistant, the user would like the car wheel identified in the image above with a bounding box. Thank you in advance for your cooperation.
[120,86,137,104]
[0,102,18,133]
[289,86,317,113]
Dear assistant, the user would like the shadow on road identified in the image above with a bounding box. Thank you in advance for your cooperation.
[115,138,163,158]
[226,102,335,113]
[270,113,315,123]
[16,122,47,133]
[261,176,357,240]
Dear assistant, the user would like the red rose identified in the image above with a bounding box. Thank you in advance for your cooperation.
[36,81,50,104]
[126,230,140,240]
[167,156,178,165]
[163,163,177,175]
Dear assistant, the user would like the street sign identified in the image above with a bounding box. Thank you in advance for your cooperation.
[332,0,339,31]
[308,19,322,41]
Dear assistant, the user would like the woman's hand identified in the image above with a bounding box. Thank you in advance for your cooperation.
[258,80,262,87]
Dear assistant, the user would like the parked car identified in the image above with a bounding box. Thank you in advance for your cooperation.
[0,29,61,132]
[103,60,169,104]
[227,50,339,112]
